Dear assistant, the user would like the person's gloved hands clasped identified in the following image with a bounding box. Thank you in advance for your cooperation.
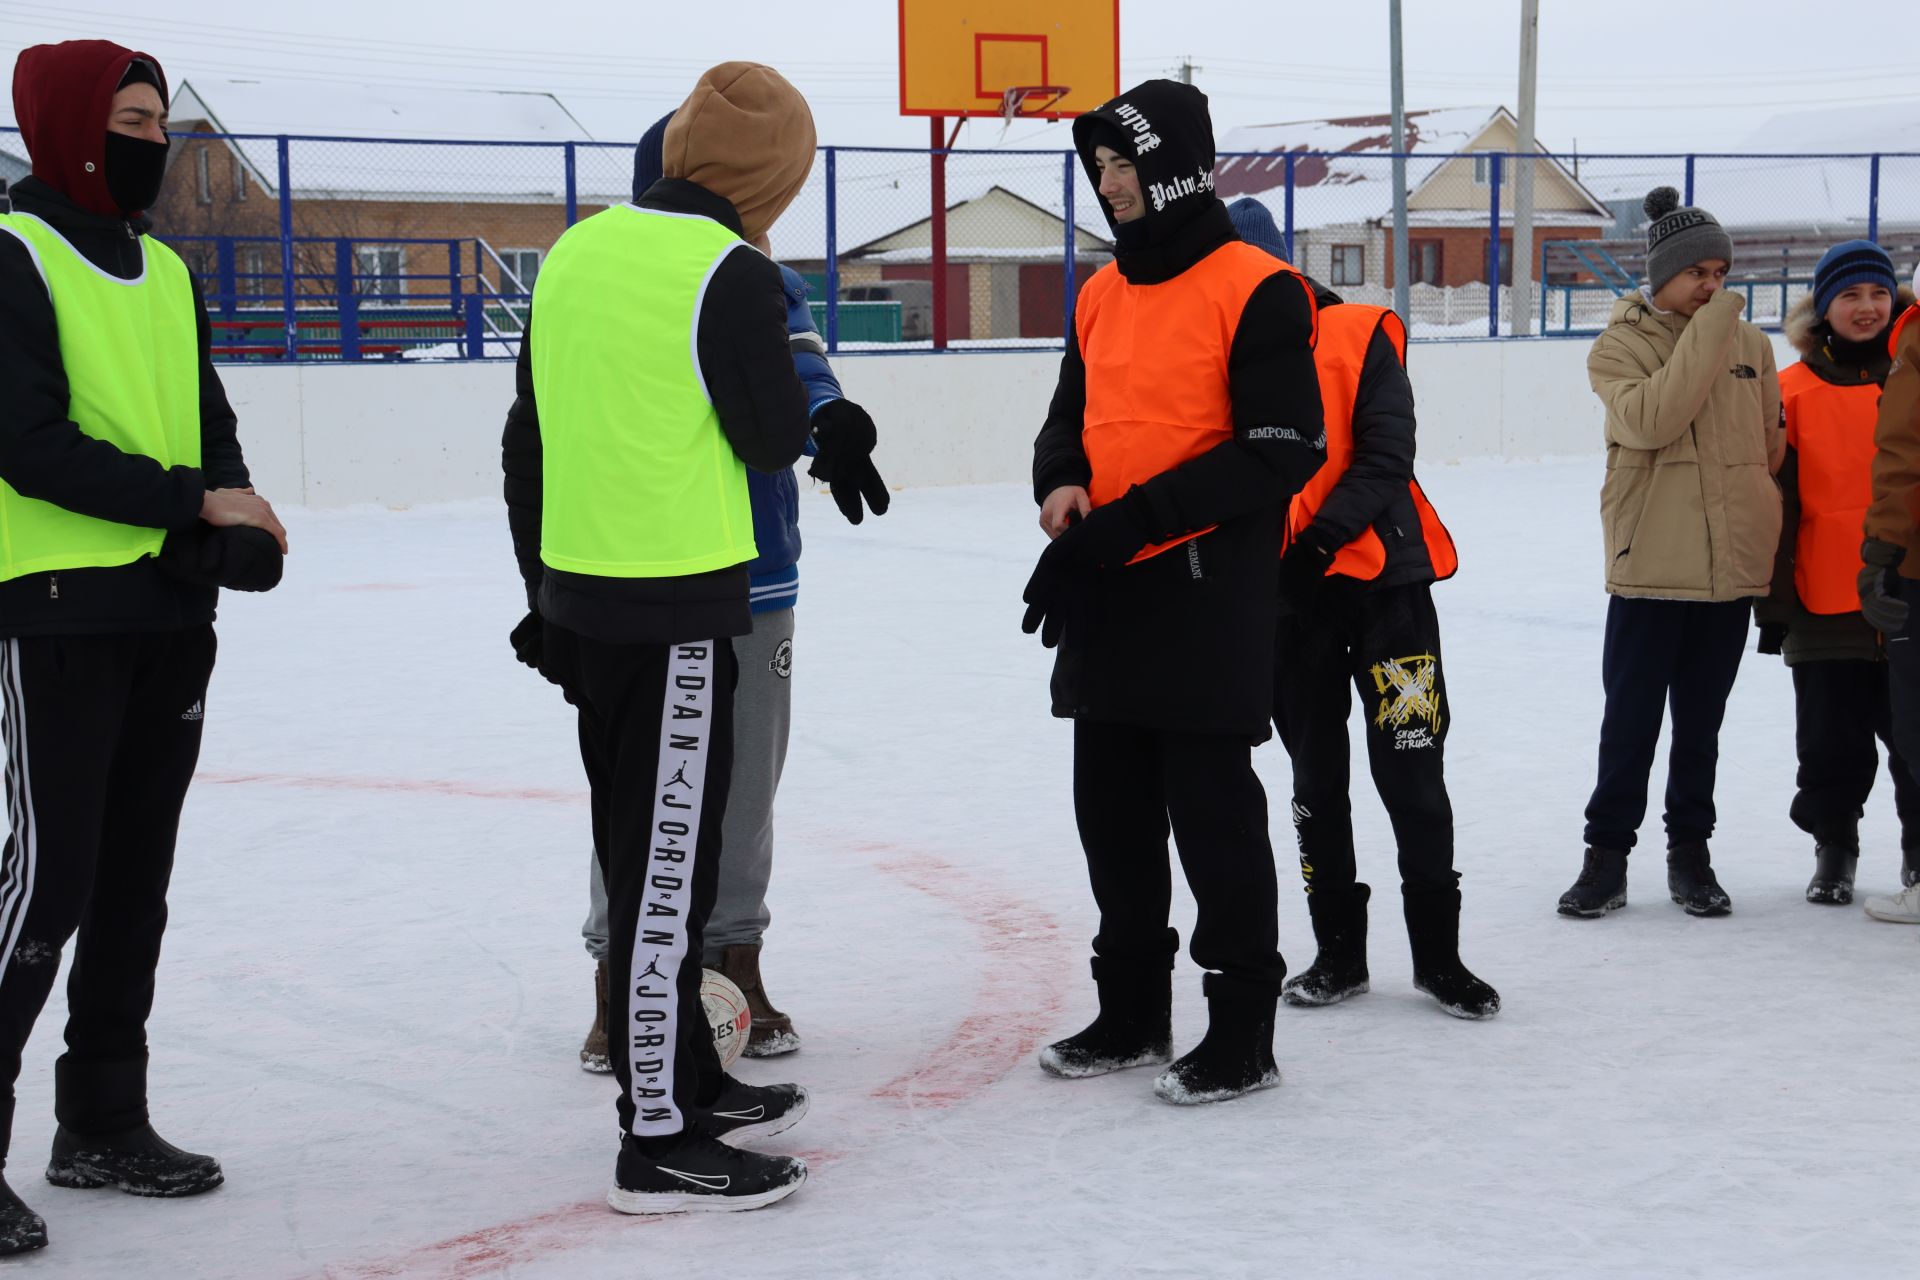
[1279,528,1335,612]
[1860,538,1910,635]
[808,399,890,525]
[1020,493,1152,648]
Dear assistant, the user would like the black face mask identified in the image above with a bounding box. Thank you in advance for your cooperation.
[103,130,170,215]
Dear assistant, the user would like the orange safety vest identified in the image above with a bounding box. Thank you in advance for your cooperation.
[1077,241,1314,564]
[1285,304,1458,581]
[1892,303,1917,358]
[1782,359,1881,614]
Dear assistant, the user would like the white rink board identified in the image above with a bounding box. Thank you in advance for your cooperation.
[217,333,1801,509]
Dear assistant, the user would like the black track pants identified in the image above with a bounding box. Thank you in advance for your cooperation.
[1582,596,1750,853]
[1271,581,1458,894]
[0,626,216,1167]
[1071,721,1285,987]
[546,622,735,1142]
[1789,658,1920,846]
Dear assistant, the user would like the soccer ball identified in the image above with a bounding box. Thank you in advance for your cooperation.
[701,968,752,1068]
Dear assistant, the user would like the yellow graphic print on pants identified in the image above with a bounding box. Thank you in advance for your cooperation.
[1370,653,1443,751]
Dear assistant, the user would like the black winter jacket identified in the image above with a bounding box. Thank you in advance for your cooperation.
[1289,280,1449,605]
[1032,81,1325,740]
[501,179,813,645]
[0,177,248,637]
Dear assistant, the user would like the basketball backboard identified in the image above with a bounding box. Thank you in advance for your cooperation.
[897,0,1119,120]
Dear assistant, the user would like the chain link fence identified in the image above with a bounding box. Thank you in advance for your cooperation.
[2,124,1912,359]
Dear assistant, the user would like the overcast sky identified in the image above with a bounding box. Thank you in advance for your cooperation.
[1,0,1913,153]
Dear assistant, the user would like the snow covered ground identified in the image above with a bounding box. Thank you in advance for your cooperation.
[12,457,1919,1279]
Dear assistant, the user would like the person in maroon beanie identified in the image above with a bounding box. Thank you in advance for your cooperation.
[0,39,286,1256]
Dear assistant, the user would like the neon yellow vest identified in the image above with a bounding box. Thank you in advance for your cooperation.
[532,205,757,578]
[0,213,201,582]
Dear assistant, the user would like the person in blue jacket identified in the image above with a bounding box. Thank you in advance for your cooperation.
[558,113,889,1068]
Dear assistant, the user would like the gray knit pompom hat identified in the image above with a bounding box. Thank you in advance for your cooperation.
[1643,186,1734,293]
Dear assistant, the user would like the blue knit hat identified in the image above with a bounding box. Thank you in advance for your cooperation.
[1813,239,1897,317]
[1226,197,1286,258]
[630,111,674,203]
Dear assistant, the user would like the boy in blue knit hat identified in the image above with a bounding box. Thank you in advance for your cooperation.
[1757,239,1915,903]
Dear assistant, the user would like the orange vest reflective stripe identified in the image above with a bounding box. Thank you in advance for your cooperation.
[1286,304,1458,581]
[1781,359,1880,614]
[1077,241,1311,564]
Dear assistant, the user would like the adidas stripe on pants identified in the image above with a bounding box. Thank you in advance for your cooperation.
[543,622,735,1140]
[0,626,216,1164]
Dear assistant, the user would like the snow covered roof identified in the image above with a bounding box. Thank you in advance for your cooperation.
[169,80,611,203]
[1740,102,1920,156]
[1214,106,1611,233]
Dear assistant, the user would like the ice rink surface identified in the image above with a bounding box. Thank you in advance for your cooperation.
[12,456,1919,1279]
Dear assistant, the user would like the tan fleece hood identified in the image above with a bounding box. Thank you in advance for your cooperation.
[663,62,816,243]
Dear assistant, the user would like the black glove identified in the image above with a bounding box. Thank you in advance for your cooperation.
[1860,538,1910,635]
[1755,621,1787,655]
[1020,497,1151,648]
[1279,529,1335,612]
[156,525,283,592]
[510,609,546,673]
[809,399,890,525]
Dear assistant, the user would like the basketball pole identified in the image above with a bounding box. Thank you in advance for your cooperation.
[931,116,949,350]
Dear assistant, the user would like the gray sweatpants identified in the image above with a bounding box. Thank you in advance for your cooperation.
[583,608,794,963]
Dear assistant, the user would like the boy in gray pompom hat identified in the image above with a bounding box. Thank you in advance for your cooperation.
[1642,184,1735,302]
[1556,185,1783,922]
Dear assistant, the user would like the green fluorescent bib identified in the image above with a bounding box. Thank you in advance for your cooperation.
[532,205,757,578]
[0,214,200,582]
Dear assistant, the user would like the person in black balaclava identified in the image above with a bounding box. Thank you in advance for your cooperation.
[1024,79,1326,1106]
[0,40,286,1256]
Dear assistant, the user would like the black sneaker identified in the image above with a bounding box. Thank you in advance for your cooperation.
[1557,847,1627,917]
[608,1128,806,1215]
[695,1077,808,1146]
[1805,842,1858,905]
[0,1174,47,1256]
[45,1123,223,1198]
[1667,843,1732,916]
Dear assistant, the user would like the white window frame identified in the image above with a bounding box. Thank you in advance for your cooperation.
[1329,244,1365,287]
[354,245,406,298]
[195,148,211,204]
[232,154,248,201]
[499,248,541,293]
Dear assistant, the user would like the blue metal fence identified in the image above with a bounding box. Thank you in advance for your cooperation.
[2,124,1914,361]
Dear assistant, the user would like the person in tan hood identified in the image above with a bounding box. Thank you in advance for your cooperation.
[500,62,815,1215]
[1558,186,1783,921]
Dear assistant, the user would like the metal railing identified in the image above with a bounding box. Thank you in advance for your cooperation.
[2,125,1913,358]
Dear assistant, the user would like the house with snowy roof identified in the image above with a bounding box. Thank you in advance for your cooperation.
[1215,106,1611,292]
[155,80,616,305]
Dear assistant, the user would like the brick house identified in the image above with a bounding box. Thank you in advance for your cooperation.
[153,80,617,312]
[1215,106,1611,291]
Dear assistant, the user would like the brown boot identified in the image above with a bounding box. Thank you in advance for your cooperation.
[580,959,611,1073]
[715,944,800,1057]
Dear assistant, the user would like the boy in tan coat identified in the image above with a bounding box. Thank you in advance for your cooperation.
[1558,187,1783,919]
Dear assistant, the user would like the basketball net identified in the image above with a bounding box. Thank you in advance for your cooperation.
[997,85,1070,138]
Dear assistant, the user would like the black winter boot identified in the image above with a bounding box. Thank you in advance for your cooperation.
[1666,842,1732,916]
[1403,885,1500,1019]
[1902,845,1920,890]
[1282,883,1370,1007]
[1805,842,1859,905]
[1557,847,1628,917]
[1152,972,1282,1106]
[0,1174,47,1255]
[45,1123,223,1198]
[1038,938,1175,1079]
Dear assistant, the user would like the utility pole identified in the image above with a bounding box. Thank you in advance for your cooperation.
[1177,57,1199,85]
[1390,0,1409,321]
[1512,0,1539,336]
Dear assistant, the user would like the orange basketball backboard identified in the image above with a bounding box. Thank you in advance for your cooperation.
[898,0,1120,120]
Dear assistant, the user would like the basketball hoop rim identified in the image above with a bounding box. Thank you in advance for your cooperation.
[999,84,1072,123]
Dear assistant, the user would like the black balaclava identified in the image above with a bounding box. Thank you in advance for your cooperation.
[1071,79,1235,285]
[104,58,169,215]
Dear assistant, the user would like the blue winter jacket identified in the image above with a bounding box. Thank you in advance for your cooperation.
[752,267,841,613]
[631,111,839,614]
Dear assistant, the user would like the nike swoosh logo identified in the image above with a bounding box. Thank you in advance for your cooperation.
[659,1166,730,1190]
[712,1106,766,1122]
